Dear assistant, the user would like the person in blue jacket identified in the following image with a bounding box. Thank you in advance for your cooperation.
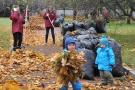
[60,37,83,90]
[95,35,115,86]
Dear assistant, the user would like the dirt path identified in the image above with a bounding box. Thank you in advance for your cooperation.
[25,25,63,55]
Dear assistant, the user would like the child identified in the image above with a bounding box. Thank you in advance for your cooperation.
[57,37,85,90]
[95,36,115,86]
[10,5,25,51]
[43,6,56,44]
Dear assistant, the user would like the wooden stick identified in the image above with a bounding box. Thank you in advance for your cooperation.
[47,16,55,28]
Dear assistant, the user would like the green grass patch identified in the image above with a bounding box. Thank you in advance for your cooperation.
[0,18,12,49]
[98,21,135,66]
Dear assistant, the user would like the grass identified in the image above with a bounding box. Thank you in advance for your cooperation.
[105,21,135,66]
[0,18,12,49]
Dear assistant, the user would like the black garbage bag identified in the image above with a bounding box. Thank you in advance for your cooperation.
[75,21,85,30]
[61,22,75,36]
[61,22,69,36]
[84,21,91,30]
[55,18,60,27]
[76,34,90,41]
[84,20,96,30]
[59,16,64,23]
[78,48,96,80]
[108,38,125,77]
[88,27,97,34]
[79,39,93,50]
[76,30,88,35]
[95,20,106,33]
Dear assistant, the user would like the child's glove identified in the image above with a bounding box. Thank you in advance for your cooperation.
[95,64,98,68]
[110,65,113,68]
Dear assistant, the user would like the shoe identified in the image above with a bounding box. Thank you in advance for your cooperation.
[16,46,21,49]
[108,81,114,86]
[12,47,16,51]
[100,83,108,86]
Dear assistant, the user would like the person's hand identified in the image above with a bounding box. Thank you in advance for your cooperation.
[61,58,66,66]
[110,65,113,68]
[51,20,54,24]
[95,64,98,68]
[14,8,17,11]
[83,60,87,63]
[46,13,49,17]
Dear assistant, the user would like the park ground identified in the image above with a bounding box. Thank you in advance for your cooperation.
[0,14,135,89]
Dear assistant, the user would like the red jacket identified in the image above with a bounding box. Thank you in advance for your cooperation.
[102,10,108,18]
[23,10,30,15]
[43,10,56,27]
[73,10,77,15]
[10,11,25,34]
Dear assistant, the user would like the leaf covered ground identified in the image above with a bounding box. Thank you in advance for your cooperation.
[0,15,135,90]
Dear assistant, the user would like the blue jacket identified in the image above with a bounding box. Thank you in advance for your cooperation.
[95,46,115,71]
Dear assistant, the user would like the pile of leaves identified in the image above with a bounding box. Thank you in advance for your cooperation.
[53,50,86,87]
[23,28,62,46]
[0,47,58,89]
[25,14,45,30]
[21,14,63,46]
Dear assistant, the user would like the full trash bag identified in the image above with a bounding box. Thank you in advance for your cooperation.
[78,48,96,80]
[108,38,125,77]
[61,22,75,36]
[95,20,106,33]
[88,27,97,34]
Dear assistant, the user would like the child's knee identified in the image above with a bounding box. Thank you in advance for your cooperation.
[59,86,68,90]
[72,81,82,90]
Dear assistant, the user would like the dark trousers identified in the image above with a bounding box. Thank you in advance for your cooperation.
[99,70,114,85]
[45,27,55,43]
[13,32,22,48]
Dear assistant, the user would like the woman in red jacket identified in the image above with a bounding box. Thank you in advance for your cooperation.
[43,6,56,44]
[10,5,25,51]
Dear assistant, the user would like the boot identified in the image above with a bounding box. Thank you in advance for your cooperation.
[100,83,108,86]
[12,47,16,51]
[108,80,114,86]
[16,46,21,49]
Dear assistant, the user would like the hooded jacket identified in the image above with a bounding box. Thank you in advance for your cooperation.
[95,45,115,71]
[43,10,56,27]
[10,11,25,34]
[62,37,76,53]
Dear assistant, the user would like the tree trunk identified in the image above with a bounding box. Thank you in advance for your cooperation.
[127,16,130,24]
[63,8,65,17]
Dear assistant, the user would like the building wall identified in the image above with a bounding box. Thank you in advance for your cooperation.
[56,10,85,16]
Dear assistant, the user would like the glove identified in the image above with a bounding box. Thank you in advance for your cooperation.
[46,13,49,17]
[51,20,54,24]
[95,64,98,68]
[14,8,17,11]
[110,65,113,68]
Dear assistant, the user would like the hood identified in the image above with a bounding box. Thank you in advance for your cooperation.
[65,37,75,50]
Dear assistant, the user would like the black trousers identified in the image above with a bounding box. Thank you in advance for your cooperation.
[45,27,55,43]
[13,32,22,48]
